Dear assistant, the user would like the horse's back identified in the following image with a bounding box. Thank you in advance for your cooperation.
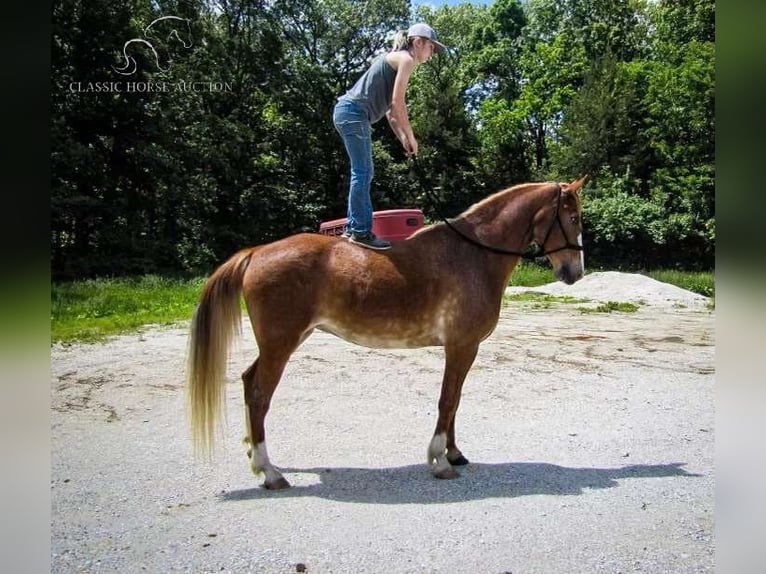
[245,231,437,280]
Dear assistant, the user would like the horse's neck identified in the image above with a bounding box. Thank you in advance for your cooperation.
[455,183,555,248]
[408,184,555,295]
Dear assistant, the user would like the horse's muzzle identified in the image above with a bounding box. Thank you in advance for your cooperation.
[556,264,583,285]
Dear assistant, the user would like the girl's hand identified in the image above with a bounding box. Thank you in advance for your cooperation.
[404,136,418,157]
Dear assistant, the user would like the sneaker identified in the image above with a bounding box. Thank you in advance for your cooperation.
[349,231,391,250]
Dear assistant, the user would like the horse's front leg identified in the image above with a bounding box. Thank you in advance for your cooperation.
[446,416,470,466]
[428,342,479,479]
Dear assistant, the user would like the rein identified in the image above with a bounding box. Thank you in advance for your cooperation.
[414,161,582,259]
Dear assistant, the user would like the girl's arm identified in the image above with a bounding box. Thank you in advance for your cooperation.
[387,53,418,155]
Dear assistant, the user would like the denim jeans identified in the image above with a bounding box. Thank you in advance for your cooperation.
[333,98,373,234]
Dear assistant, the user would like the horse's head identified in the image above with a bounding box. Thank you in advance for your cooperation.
[535,175,587,285]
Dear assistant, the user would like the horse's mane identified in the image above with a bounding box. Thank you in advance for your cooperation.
[406,181,558,241]
[458,182,556,220]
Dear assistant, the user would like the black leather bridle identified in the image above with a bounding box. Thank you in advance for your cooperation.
[424,183,583,260]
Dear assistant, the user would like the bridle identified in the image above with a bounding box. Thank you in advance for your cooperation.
[424,183,583,260]
[535,185,585,256]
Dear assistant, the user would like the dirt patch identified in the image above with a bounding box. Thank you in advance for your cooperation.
[51,273,714,573]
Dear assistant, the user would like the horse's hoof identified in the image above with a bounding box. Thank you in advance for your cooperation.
[434,466,460,480]
[448,454,470,466]
[263,477,291,490]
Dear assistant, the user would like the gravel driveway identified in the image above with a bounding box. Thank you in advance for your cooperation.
[51,273,714,573]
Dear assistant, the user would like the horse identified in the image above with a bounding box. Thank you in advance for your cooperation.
[187,176,587,489]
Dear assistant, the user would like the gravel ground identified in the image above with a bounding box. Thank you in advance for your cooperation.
[51,273,715,573]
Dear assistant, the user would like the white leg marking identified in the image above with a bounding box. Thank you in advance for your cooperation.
[252,442,285,485]
[243,407,252,448]
[577,232,585,272]
[428,432,452,475]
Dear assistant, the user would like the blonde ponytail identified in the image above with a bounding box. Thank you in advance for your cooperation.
[391,30,410,51]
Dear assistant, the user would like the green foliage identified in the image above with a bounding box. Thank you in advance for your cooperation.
[545,0,714,269]
[549,53,644,180]
[581,167,667,266]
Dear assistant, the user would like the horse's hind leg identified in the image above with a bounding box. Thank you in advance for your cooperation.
[241,360,260,460]
[428,342,479,479]
[242,338,303,490]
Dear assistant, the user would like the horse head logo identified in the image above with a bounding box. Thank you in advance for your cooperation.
[113,15,192,76]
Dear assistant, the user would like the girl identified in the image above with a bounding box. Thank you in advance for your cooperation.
[333,23,446,250]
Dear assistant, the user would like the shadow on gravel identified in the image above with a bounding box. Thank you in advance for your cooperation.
[219,461,699,504]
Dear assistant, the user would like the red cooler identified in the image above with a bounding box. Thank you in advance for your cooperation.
[319,209,424,243]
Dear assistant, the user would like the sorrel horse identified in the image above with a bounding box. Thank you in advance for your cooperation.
[188,176,587,489]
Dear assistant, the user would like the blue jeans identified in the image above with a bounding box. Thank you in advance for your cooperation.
[333,98,373,234]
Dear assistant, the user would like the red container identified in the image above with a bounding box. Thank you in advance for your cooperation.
[319,209,424,243]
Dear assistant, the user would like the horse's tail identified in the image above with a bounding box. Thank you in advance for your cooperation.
[187,248,254,457]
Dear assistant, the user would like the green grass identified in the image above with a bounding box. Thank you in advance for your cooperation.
[578,301,640,314]
[503,292,588,309]
[51,275,204,343]
[642,269,715,298]
[508,262,557,287]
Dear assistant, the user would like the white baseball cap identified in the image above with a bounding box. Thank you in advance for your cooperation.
[407,23,447,53]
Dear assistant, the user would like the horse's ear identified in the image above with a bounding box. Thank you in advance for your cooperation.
[564,174,588,195]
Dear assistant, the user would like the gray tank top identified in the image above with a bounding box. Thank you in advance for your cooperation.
[341,54,396,124]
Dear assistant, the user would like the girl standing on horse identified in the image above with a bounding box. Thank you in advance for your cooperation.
[333,23,446,250]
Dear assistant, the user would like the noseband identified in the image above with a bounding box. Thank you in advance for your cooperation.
[434,184,583,259]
